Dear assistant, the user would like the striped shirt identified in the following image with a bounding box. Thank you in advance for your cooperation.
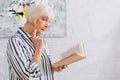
[6,27,54,80]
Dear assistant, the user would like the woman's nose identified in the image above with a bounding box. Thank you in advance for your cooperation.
[45,22,49,27]
[44,25,48,28]
[44,24,48,28]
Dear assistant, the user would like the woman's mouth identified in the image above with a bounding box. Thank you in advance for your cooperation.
[41,28,46,31]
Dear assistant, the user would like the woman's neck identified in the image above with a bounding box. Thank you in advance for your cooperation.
[22,22,35,37]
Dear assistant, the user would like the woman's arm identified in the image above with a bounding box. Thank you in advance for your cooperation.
[31,32,43,66]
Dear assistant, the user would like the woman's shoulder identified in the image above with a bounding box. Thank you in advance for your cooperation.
[8,31,22,42]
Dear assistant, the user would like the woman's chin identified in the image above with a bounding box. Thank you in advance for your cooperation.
[38,30,45,35]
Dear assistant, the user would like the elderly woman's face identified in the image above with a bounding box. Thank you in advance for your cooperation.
[35,16,50,34]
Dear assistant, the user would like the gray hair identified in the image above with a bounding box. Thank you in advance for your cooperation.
[26,2,54,23]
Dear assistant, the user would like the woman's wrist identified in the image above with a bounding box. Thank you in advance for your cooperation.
[35,48,42,54]
[32,49,42,65]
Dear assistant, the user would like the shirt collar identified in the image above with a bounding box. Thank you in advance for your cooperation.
[18,27,32,40]
[18,27,43,40]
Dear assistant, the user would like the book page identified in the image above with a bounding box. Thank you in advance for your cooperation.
[53,42,86,67]
[53,52,85,67]
[61,42,84,58]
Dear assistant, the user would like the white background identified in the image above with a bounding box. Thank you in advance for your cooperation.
[0,0,120,80]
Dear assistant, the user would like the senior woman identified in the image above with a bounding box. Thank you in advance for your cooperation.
[6,3,67,80]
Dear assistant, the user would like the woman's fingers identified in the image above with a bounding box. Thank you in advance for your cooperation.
[58,66,62,71]
[33,29,37,38]
[31,30,43,50]
[52,64,68,72]
[57,65,68,72]
[62,64,68,69]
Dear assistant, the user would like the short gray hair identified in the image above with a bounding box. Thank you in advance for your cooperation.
[26,2,54,23]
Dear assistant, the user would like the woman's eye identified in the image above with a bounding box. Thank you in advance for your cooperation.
[42,18,46,21]
[42,17,49,22]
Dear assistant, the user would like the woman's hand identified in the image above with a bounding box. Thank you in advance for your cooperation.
[31,29,43,51]
[52,64,68,72]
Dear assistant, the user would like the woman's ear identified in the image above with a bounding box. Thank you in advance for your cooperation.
[34,18,39,26]
[36,18,40,24]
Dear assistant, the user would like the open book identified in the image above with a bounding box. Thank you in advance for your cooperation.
[52,42,86,67]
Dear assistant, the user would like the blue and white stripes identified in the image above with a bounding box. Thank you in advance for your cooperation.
[7,28,54,80]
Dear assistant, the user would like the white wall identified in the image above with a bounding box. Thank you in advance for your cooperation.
[0,0,120,80]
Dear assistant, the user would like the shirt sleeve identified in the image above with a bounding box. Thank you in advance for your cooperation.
[7,37,41,79]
